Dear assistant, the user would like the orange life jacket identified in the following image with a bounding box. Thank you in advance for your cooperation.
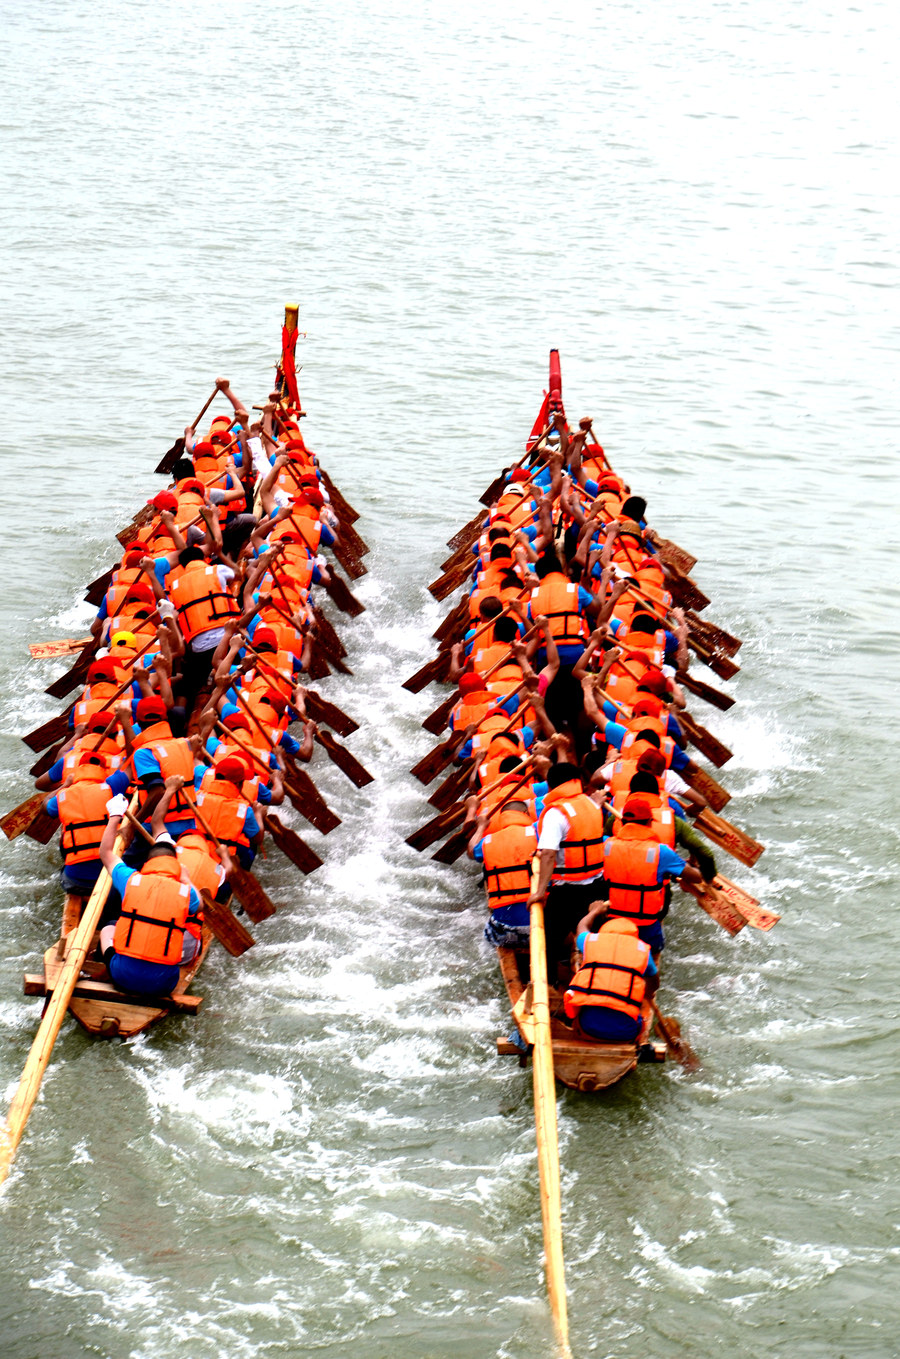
[481,809,537,909]
[451,692,494,733]
[620,733,676,769]
[175,831,226,904]
[169,561,238,643]
[467,584,523,621]
[199,756,263,805]
[259,613,307,661]
[130,724,196,815]
[537,780,607,883]
[530,575,587,645]
[472,642,519,679]
[113,857,191,967]
[564,923,650,1022]
[471,711,521,754]
[611,791,675,848]
[61,733,124,778]
[174,483,208,530]
[603,823,666,924]
[194,785,251,853]
[615,626,665,667]
[103,570,147,619]
[56,768,111,865]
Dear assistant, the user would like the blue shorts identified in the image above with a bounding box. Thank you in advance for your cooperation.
[60,864,101,895]
[638,921,665,954]
[484,918,531,950]
[107,952,180,996]
[577,1007,642,1043]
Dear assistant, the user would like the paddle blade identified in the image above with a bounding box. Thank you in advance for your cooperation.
[267,812,324,874]
[696,810,765,868]
[29,638,91,660]
[305,645,331,681]
[687,881,747,936]
[24,809,60,844]
[686,609,742,657]
[714,875,778,930]
[428,563,470,602]
[201,889,256,956]
[154,436,186,476]
[422,692,456,736]
[283,760,342,834]
[331,542,367,581]
[303,690,358,738]
[29,741,64,779]
[22,704,75,752]
[45,640,99,699]
[227,865,275,923]
[315,731,374,788]
[405,802,465,852]
[653,537,697,576]
[323,570,364,616]
[409,735,458,786]
[304,690,358,738]
[653,1009,701,1071]
[446,509,486,553]
[427,762,470,810]
[1,793,47,842]
[339,521,369,559]
[688,636,741,681]
[431,825,470,864]
[682,761,731,813]
[668,573,711,613]
[402,652,451,694]
[318,468,360,524]
[480,471,511,507]
[84,569,114,607]
[311,606,347,659]
[678,711,733,768]
[679,671,735,712]
[433,598,468,645]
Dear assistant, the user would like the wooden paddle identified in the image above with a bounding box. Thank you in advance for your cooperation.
[122,808,257,954]
[445,508,487,554]
[525,863,571,1357]
[428,557,473,602]
[407,754,531,853]
[409,684,527,787]
[1,793,47,842]
[330,538,366,581]
[313,730,374,788]
[433,597,469,645]
[479,428,550,507]
[0,792,138,1186]
[422,691,457,737]
[678,670,736,712]
[304,689,359,739]
[189,797,276,923]
[213,715,340,836]
[266,811,324,875]
[684,608,742,658]
[680,759,731,813]
[28,638,92,660]
[317,467,361,526]
[676,710,733,769]
[650,998,700,1071]
[154,386,219,475]
[651,536,697,576]
[694,808,764,867]
[84,568,114,608]
[322,567,364,616]
[427,759,473,811]
[432,763,535,864]
[403,651,452,695]
[311,604,348,659]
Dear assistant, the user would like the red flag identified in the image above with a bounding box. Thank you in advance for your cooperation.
[279,324,300,410]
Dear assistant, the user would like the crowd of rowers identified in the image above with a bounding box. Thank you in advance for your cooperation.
[35,378,341,998]
[448,414,718,1046]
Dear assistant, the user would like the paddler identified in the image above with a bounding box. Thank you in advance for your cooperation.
[563,909,659,1045]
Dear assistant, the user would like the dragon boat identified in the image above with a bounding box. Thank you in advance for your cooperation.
[404,350,777,1091]
[0,310,373,1174]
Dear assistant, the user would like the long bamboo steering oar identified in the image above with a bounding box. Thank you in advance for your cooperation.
[0,792,139,1187]
[526,862,571,1357]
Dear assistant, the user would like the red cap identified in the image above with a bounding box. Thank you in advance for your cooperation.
[636,749,666,776]
[85,710,114,733]
[285,434,306,451]
[216,756,247,784]
[253,627,278,649]
[122,548,145,567]
[277,529,302,545]
[136,697,168,724]
[508,468,530,483]
[193,440,217,457]
[458,673,486,696]
[597,475,621,492]
[262,689,288,712]
[151,490,177,512]
[622,796,653,822]
[222,710,252,732]
[179,479,206,496]
[88,658,119,683]
[293,489,324,508]
[639,668,670,698]
[118,581,155,606]
[632,697,664,718]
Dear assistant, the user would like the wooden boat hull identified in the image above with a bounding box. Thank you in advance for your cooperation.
[496,947,665,1091]
[24,894,210,1039]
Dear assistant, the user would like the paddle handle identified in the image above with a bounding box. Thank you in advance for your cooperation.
[190,387,220,433]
